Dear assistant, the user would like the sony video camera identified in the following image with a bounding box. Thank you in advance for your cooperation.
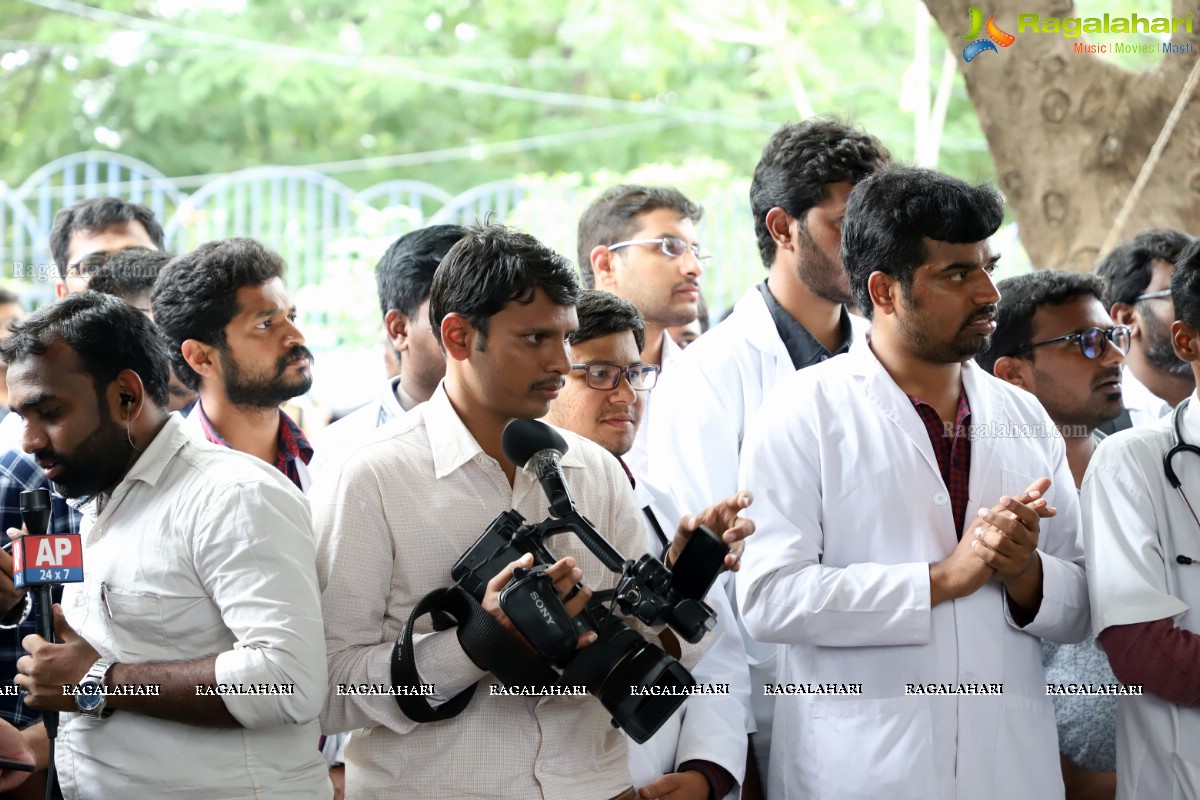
[449,419,729,743]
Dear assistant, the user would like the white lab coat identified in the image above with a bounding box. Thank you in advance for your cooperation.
[737,335,1090,800]
[1082,393,1200,800]
[626,478,750,799]
[646,285,866,777]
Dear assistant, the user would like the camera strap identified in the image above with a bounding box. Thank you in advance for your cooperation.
[392,585,560,723]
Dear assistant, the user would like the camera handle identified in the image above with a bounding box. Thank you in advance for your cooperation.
[529,511,628,573]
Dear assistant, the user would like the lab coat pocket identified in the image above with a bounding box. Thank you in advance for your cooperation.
[100,588,168,661]
[992,694,1062,798]
[807,695,936,800]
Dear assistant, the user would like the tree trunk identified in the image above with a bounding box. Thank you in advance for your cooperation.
[921,0,1200,271]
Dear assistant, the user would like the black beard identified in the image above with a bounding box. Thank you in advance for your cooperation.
[41,405,135,500]
[222,345,315,409]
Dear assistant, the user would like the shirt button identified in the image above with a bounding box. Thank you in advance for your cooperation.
[934,491,949,506]
[819,354,829,362]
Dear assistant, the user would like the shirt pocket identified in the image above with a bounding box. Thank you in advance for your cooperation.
[806,695,937,800]
[100,588,169,661]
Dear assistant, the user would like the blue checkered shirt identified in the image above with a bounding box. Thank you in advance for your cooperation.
[0,448,80,727]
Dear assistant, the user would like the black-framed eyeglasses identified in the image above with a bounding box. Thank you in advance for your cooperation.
[65,252,111,279]
[607,236,712,263]
[1011,325,1132,360]
[1136,289,1172,302]
[570,362,661,392]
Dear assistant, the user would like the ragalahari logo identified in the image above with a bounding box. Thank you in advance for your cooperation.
[961,7,1016,61]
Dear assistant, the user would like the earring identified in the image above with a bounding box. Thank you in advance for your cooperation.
[125,414,143,454]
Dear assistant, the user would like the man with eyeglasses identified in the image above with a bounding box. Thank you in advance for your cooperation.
[978,270,1128,800]
[543,290,754,800]
[1096,228,1198,431]
[648,119,890,786]
[1081,239,1200,800]
[49,197,165,301]
[576,185,708,476]
[979,271,1129,487]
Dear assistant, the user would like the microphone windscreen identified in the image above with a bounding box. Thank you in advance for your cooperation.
[502,419,569,467]
[19,488,51,515]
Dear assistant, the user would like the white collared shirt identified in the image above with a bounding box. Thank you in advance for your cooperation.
[313,384,699,800]
[1121,367,1174,428]
[310,376,411,485]
[624,330,682,479]
[1082,393,1200,799]
[57,413,330,800]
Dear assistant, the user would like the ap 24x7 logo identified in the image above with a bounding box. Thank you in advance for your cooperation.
[961,7,1016,61]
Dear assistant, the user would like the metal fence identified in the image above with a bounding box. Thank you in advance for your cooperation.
[0,151,761,342]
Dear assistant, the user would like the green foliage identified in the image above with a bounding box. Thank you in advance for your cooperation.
[1,0,996,193]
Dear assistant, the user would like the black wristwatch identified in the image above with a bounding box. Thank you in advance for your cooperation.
[75,657,115,719]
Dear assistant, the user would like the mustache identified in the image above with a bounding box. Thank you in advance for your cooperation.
[531,378,565,391]
[275,345,315,373]
[962,304,998,330]
[33,450,67,467]
[672,279,700,292]
[1093,369,1122,389]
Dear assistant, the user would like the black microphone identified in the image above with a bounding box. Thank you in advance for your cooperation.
[1178,555,1198,565]
[18,489,57,740]
[503,419,576,518]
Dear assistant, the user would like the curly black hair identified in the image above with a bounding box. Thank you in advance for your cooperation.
[749,118,890,268]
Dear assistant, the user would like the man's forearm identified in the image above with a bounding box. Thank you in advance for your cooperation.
[107,656,239,727]
[1003,552,1044,625]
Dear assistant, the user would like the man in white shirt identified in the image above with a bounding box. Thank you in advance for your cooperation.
[312,224,466,474]
[152,238,317,492]
[1082,239,1200,800]
[315,225,718,800]
[6,291,329,799]
[542,289,754,800]
[0,199,168,745]
[648,119,890,782]
[738,167,1089,800]
[576,185,706,476]
[1095,228,1197,431]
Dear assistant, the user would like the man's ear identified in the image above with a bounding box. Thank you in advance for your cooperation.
[590,245,618,292]
[384,309,410,353]
[110,369,146,419]
[440,313,473,362]
[180,340,217,385]
[867,271,898,317]
[1110,302,1136,334]
[1171,320,1200,363]
[992,355,1032,391]
[765,207,795,252]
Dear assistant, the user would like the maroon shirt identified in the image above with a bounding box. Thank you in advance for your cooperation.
[907,390,972,538]
[1100,618,1200,706]
[195,401,313,491]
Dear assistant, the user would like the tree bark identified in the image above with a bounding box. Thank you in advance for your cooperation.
[922,0,1200,271]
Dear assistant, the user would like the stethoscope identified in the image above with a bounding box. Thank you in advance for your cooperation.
[1163,396,1200,566]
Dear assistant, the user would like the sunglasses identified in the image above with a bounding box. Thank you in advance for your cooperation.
[607,237,712,263]
[1011,325,1132,360]
[1135,289,1171,302]
[570,362,661,392]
